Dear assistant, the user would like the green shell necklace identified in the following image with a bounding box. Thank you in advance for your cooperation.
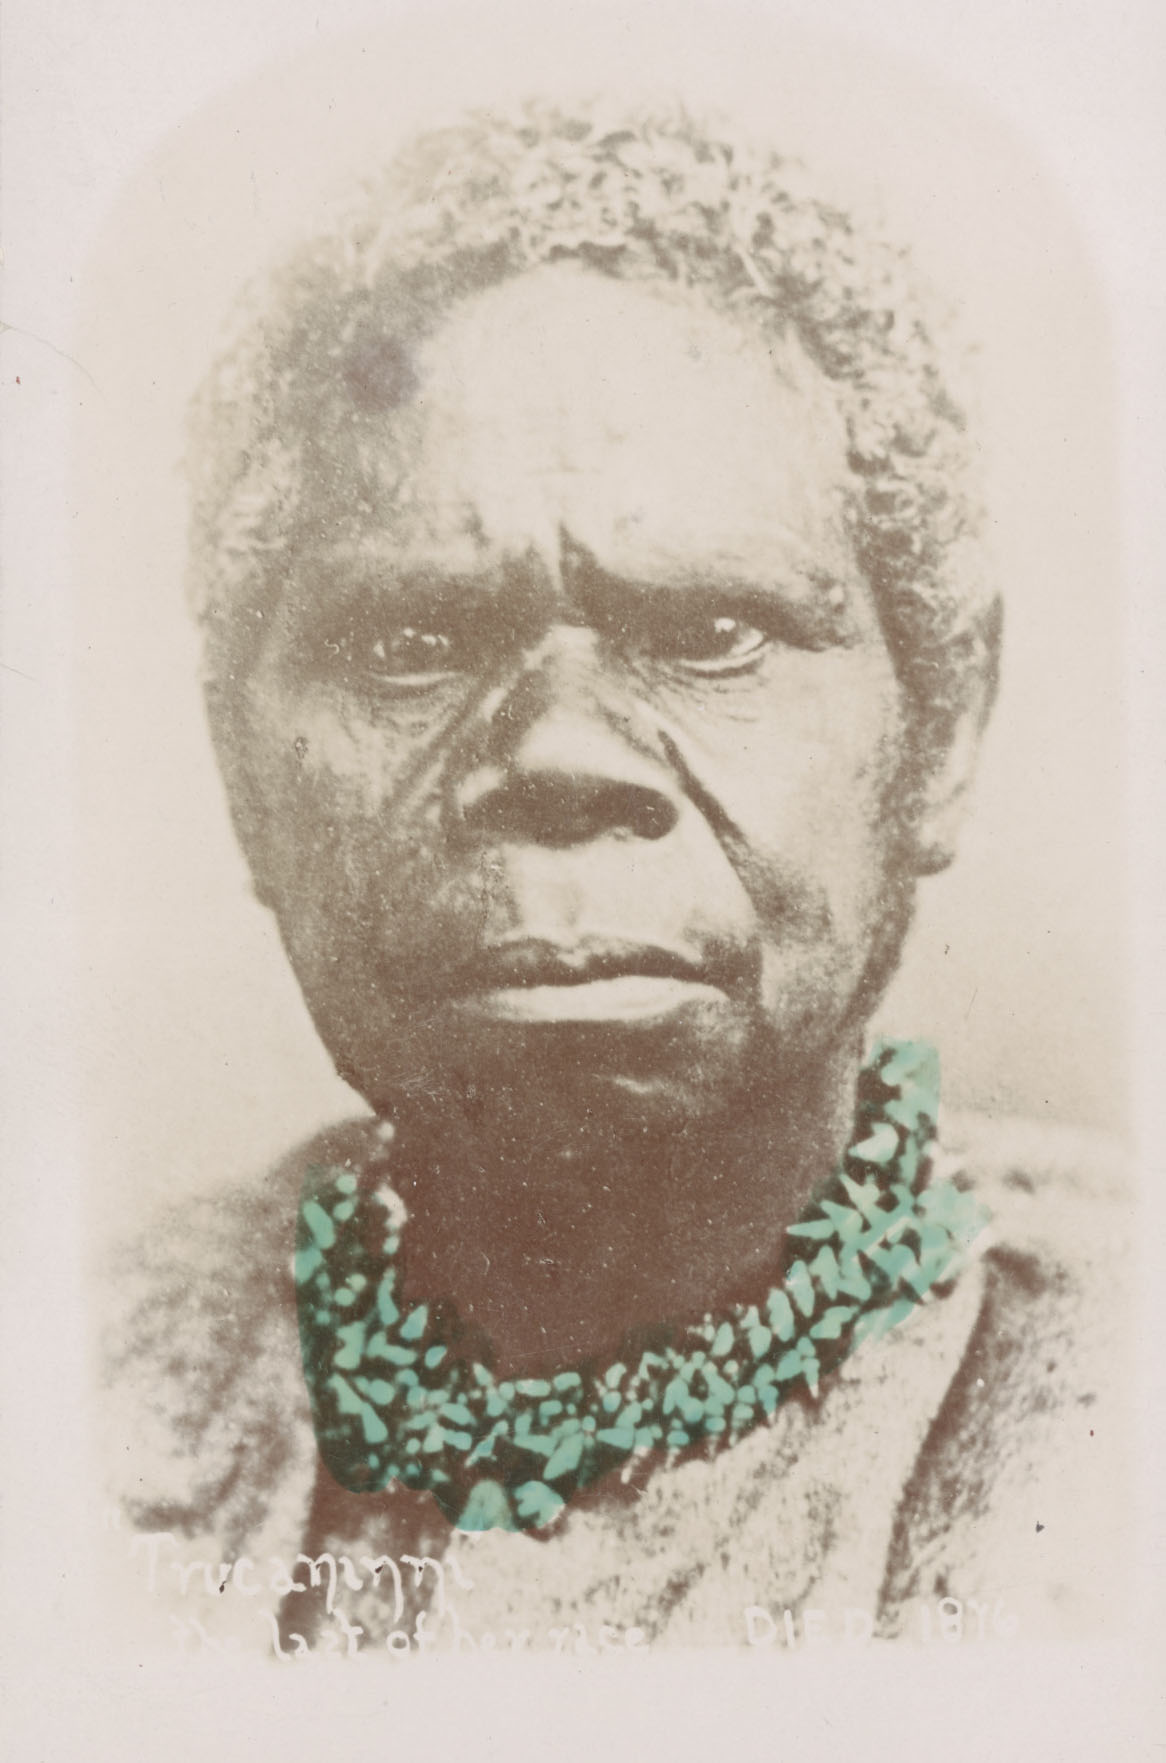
[295,1039,987,1534]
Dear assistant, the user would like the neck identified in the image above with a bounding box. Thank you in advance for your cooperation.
[386,1039,863,1378]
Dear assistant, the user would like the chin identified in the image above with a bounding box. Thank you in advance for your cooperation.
[521,1061,738,1142]
[337,999,766,1144]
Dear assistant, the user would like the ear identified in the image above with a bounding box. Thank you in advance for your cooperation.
[903,600,1003,877]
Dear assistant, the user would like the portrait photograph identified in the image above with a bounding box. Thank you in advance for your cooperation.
[3,0,1164,1756]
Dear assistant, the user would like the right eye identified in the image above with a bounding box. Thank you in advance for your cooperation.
[366,625,457,679]
[316,617,467,693]
[636,610,773,674]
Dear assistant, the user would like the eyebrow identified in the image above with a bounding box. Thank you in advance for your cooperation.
[287,535,857,633]
[284,559,558,648]
[559,540,852,619]
[290,552,521,607]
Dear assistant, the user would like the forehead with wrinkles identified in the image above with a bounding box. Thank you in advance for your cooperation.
[312,263,858,589]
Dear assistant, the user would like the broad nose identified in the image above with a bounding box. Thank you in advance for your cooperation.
[450,627,680,848]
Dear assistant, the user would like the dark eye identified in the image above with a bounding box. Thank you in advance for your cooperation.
[636,611,771,675]
[316,618,467,694]
[367,626,457,680]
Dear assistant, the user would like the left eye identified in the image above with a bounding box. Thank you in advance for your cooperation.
[638,613,771,673]
[366,626,457,677]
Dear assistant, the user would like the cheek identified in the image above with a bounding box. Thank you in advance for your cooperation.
[241,679,452,926]
[246,620,476,822]
[665,652,906,920]
[693,650,900,815]
[268,685,434,799]
[787,668,905,866]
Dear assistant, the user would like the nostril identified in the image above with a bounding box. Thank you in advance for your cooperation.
[626,789,676,841]
[453,774,678,848]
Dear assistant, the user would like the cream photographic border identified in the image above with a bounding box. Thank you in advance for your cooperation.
[2,0,1164,1755]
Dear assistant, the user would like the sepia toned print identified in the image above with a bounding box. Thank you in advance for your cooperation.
[100,96,1131,1659]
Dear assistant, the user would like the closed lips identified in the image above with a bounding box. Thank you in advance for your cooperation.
[451,938,711,990]
[445,940,732,1024]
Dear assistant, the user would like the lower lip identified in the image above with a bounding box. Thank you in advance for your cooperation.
[453,975,726,1025]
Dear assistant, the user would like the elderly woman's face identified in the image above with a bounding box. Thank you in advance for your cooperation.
[233,263,910,1126]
